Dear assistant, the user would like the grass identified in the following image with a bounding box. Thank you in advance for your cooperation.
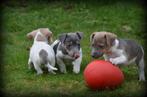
[1,0,146,97]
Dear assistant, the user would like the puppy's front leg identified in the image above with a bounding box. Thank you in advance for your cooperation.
[56,56,67,73]
[109,55,127,65]
[138,58,145,81]
[72,54,82,74]
[103,54,109,61]
[28,58,33,69]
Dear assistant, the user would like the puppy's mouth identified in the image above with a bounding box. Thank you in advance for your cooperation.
[91,49,112,58]
[92,51,103,58]
[66,51,80,59]
[72,53,80,59]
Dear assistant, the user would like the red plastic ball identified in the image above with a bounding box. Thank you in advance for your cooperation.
[83,60,124,90]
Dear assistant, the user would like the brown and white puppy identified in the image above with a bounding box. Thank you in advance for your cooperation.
[27,28,57,75]
[90,31,145,81]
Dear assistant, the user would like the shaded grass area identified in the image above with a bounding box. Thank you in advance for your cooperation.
[1,0,146,97]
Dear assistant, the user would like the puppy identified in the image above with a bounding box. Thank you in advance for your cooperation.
[90,31,145,81]
[27,28,57,75]
[51,32,83,74]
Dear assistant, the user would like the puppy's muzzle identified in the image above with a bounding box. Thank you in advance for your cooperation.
[73,53,80,59]
[91,51,103,58]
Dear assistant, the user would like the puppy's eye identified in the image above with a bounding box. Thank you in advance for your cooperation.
[66,44,71,47]
[66,43,72,48]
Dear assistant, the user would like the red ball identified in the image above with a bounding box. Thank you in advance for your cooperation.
[83,60,124,90]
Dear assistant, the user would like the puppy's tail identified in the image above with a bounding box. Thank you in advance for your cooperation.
[47,63,58,71]
[39,49,57,70]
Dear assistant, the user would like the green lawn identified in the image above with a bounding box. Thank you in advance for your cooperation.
[1,0,146,97]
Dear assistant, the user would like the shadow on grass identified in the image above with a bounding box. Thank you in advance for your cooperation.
[1,0,145,8]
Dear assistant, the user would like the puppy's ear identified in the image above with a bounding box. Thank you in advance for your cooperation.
[90,32,95,42]
[39,28,53,43]
[59,33,67,43]
[40,28,52,38]
[76,32,83,40]
[26,30,38,40]
[104,32,117,47]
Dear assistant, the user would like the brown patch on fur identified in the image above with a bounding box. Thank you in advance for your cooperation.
[104,32,117,48]
[39,28,53,43]
[40,28,52,38]
[26,30,38,40]
[90,31,117,49]
[36,34,46,41]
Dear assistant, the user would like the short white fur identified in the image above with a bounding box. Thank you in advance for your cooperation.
[28,31,57,75]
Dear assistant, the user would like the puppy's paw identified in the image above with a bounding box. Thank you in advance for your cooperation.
[139,78,146,81]
[73,69,80,74]
[109,58,119,65]
[139,75,146,81]
[60,69,67,74]
[37,71,43,75]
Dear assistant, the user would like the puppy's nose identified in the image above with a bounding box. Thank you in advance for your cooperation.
[92,54,95,58]
[74,54,80,59]
[91,52,103,58]
[91,52,97,58]
[91,54,97,58]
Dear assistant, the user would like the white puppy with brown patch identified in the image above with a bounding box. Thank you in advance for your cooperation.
[90,31,145,81]
[27,28,57,75]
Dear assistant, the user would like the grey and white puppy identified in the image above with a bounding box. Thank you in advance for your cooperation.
[51,32,83,74]
[90,31,145,81]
